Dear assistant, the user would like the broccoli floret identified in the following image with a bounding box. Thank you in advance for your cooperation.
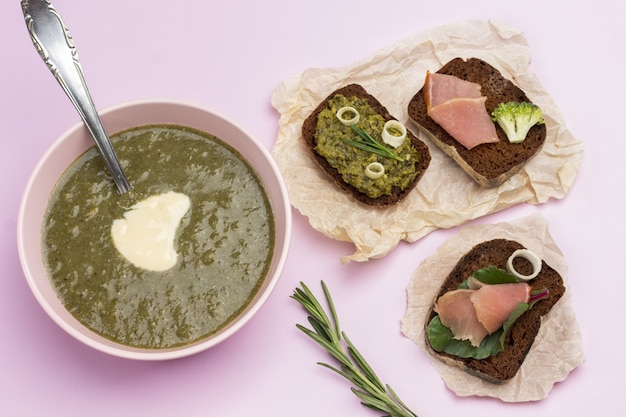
[491,101,545,143]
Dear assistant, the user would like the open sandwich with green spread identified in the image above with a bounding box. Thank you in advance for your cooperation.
[302,84,431,207]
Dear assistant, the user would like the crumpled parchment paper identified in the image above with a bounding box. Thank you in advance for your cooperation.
[400,213,584,402]
[271,20,584,263]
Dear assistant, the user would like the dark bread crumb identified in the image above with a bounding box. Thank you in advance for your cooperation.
[302,84,431,207]
[425,239,566,383]
[407,58,547,188]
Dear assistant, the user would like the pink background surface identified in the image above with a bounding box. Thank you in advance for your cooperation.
[1,1,623,416]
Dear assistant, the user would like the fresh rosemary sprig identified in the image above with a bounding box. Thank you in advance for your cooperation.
[291,281,418,417]
[341,125,403,162]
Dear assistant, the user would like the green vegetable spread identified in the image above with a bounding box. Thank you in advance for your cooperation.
[315,94,421,198]
[42,125,275,349]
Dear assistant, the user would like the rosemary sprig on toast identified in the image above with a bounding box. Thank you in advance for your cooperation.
[291,281,418,417]
[341,125,403,161]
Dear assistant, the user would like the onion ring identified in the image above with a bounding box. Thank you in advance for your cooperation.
[381,120,407,148]
[365,162,385,179]
[506,249,542,281]
[336,107,360,126]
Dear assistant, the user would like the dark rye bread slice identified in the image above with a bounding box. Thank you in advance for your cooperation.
[425,239,565,384]
[407,58,547,188]
[302,84,431,207]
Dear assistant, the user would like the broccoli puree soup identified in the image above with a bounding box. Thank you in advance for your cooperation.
[42,125,275,349]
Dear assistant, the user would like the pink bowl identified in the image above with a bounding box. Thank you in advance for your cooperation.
[17,100,292,360]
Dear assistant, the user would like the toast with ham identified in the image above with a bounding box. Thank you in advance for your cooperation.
[302,84,431,206]
[407,58,547,188]
[425,239,565,383]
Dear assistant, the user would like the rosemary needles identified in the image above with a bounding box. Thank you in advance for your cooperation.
[291,281,418,417]
[341,125,403,161]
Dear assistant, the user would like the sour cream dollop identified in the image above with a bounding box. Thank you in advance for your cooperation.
[111,191,190,271]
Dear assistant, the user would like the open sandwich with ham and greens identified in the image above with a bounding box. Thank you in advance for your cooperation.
[408,57,547,188]
[302,84,431,207]
[425,238,565,384]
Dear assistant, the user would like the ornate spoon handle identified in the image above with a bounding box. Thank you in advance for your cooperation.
[22,0,131,194]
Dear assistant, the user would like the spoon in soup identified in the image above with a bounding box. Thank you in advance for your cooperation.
[21,0,131,194]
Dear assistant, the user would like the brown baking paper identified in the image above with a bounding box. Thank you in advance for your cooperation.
[401,214,584,402]
[271,20,584,263]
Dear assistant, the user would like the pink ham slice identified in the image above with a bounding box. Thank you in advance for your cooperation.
[470,283,530,333]
[425,72,482,108]
[424,71,499,150]
[434,289,488,347]
[434,282,530,347]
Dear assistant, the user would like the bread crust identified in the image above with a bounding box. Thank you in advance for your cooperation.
[302,84,431,207]
[425,239,565,383]
[407,58,547,188]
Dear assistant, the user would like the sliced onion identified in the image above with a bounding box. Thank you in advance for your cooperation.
[506,249,542,282]
[336,106,360,126]
[381,120,407,148]
[365,162,385,179]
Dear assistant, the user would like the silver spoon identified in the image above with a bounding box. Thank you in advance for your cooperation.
[22,0,131,194]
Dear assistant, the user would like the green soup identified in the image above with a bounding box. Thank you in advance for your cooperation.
[42,125,275,349]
